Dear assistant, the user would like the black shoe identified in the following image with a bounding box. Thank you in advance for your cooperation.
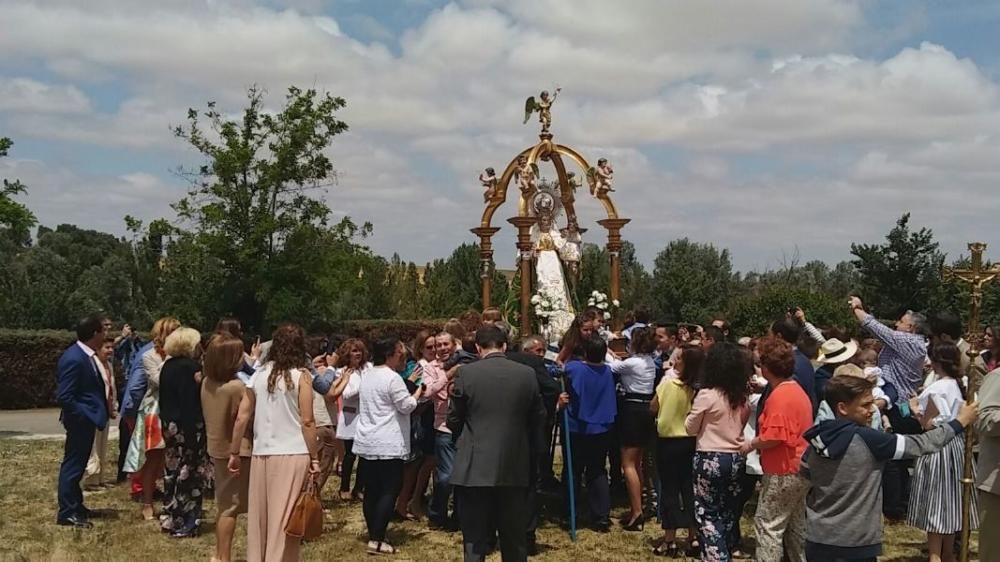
[592,520,611,533]
[621,514,644,532]
[56,515,93,529]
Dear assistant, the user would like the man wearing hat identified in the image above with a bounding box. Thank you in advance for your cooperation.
[815,338,859,402]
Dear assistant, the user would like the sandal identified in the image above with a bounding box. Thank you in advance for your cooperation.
[367,541,397,556]
[652,542,677,557]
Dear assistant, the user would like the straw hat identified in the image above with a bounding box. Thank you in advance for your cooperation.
[833,363,866,379]
[816,338,859,364]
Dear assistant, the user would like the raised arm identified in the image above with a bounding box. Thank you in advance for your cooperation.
[390,376,420,415]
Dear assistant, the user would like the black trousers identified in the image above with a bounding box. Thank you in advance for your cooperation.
[456,485,529,562]
[569,431,611,524]
[728,471,760,547]
[340,439,367,494]
[117,415,134,481]
[882,458,911,520]
[58,420,95,520]
[656,437,696,529]
[360,458,403,542]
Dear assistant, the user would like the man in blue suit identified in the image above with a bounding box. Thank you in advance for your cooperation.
[56,314,111,528]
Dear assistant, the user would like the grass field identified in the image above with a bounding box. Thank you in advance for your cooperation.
[0,438,979,561]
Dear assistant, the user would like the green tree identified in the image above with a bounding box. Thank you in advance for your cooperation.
[575,240,652,314]
[0,137,37,247]
[651,238,735,323]
[170,85,349,331]
[851,213,945,318]
[424,243,508,318]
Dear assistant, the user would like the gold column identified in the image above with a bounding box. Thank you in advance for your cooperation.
[597,218,631,305]
[508,216,538,336]
[470,227,501,309]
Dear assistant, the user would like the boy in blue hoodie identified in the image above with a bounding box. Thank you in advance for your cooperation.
[800,375,977,561]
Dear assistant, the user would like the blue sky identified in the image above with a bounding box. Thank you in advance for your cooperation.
[2,0,1000,272]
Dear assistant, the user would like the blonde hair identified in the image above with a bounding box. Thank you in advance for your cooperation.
[164,327,202,359]
[151,317,181,356]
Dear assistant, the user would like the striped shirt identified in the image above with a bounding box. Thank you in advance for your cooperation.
[862,315,927,400]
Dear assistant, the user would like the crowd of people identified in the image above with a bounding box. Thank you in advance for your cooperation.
[52,298,1000,562]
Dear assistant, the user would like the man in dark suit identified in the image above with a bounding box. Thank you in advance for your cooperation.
[507,336,561,554]
[448,325,546,562]
[55,314,111,528]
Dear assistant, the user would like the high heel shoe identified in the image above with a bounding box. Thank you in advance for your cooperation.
[621,514,644,532]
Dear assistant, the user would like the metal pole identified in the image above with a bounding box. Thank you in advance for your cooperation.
[560,377,577,542]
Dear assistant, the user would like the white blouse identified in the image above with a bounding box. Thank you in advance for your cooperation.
[248,364,308,456]
[335,363,369,440]
[352,365,418,460]
[608,354,657,395]
[918,377,965,428]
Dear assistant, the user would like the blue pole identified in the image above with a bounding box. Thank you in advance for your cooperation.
[560,378,577,542]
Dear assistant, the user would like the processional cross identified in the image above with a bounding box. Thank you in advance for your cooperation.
[943,241,1000,562]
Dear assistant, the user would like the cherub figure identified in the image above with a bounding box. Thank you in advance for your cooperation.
[515,155,539,196]
[479,167,498,203]
[523,88,561,133]
[587,158,615,195]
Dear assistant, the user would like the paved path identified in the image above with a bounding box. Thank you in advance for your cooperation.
[0,408,119,440]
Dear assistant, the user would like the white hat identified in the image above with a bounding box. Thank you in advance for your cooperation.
[817,338,859,365]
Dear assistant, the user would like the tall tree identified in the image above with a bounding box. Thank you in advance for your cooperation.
[652,238,734,323]
[0,137,37,247]
[850,213,945,318]
[575,240,652,313]
[171,86,349,331]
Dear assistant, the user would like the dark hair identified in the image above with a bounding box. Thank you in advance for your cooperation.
[475,324,507,350]
[76,314,108,342]
[703,325,725,344]
[267,324,306,394]
[630,327,657,355]
[797,332,820,360]
[824,375,876,412]
[482,307,502,323]
[702,342,750,408]
[633,307,651,325]
[214,317,243,339]
[654,324,676,338]
[930,337,968,399]
[757,335,795,379]
[771,318,801,345]
[372,337,401,366]
[931,311,963,341]
[582,335,607,363]
[677,346,705,386]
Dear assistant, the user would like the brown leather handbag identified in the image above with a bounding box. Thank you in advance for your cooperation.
[285,475,323,540]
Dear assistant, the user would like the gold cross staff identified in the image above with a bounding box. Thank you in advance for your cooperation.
[943,241,1000,562]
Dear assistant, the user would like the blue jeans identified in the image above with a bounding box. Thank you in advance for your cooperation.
[429,430,457,525]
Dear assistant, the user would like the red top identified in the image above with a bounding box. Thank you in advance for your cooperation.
[758,380,813,475]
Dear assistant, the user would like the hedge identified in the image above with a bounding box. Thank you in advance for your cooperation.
[0,320,446,410]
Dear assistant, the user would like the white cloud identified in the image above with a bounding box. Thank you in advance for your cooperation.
[0,78,91,114]
[1,0,1000,272]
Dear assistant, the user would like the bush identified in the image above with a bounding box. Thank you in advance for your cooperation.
[0,321,449,410]
[0,329,76,409]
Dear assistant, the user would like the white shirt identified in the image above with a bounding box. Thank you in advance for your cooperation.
[608,354,657,395]
[918,377,965,428]
[353,365,418,460]
[335,364,369,440]
[248,364,308,456]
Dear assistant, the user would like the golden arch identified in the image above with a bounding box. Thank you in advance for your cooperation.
[478,139,619,229]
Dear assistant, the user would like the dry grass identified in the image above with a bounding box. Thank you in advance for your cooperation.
[0,438,979,561]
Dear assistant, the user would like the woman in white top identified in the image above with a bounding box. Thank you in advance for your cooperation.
[607,326,658,531]
[353,337,424,556]
[229,324,320,562]
[329,338,369,501]
[907,339,979,562]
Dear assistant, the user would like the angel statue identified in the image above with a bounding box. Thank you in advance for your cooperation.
[523,88,561,133]
[515,155,539,196]
[587,158,615,195]
[562,171,581,224]
[479,167,498,203]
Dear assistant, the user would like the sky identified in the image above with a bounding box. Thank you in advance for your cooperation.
[1,0,1000,272]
